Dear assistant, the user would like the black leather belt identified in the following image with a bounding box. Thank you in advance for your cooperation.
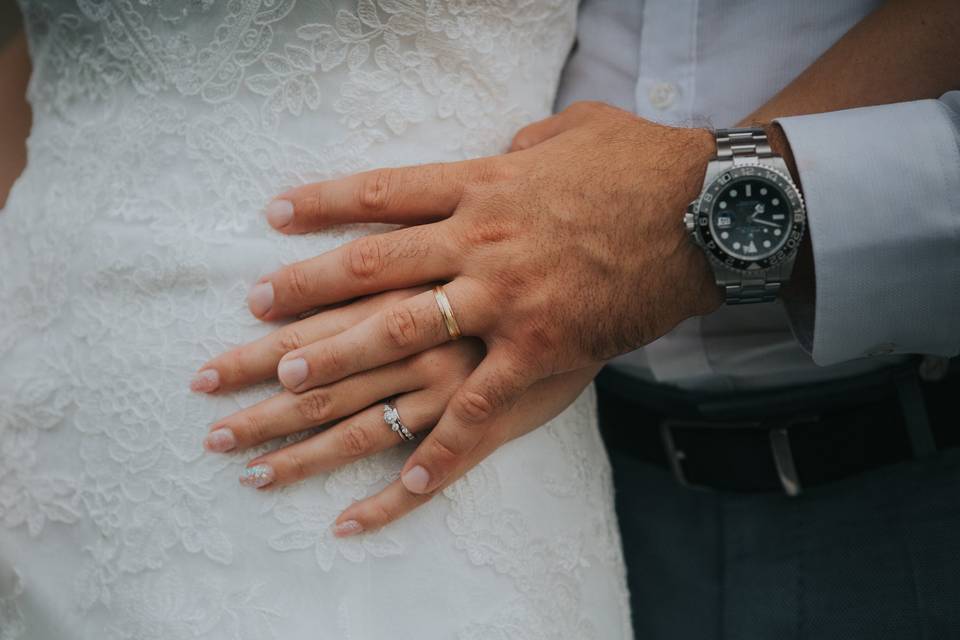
[595,359,959,495]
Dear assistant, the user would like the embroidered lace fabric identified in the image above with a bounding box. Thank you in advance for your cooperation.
[0,1,633,638]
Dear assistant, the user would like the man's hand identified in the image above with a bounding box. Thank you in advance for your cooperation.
[250,101,721,495]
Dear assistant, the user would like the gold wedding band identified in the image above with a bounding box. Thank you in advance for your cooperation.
[433,285,462,340]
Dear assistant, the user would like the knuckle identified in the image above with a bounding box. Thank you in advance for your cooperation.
[425,436,460,467]
[317,345,348,376]
[358,169,393,212]
[285,265,314,300]
[344,238,383,280]
[308,188,325,222]
[285,450,309,482]
[339,423,373,459]
[276,327,307,354]
[452,389,495,424]
[369,500,396,527]
[296,389,331,422]
[383,306,419,350]
[241,413,270,444]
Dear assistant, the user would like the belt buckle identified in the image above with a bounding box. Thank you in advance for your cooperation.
[660,416,814,496]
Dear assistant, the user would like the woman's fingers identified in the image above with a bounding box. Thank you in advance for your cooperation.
[238,389,446,489]
[249,225,459,321]
[203,357,424,453]
[508,101,598,151]
[275,280,489,392]
[332,427,504,537]
[331,366,600,537]
[265,158,494,234]
[192,288,426,393]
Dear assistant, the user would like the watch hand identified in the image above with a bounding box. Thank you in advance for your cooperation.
[753,218,780,228]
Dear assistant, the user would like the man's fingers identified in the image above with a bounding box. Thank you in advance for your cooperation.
[239,389,444,489]
[249,225,458,320]
[193,289,424,393]
[265,159,492,233]
[275,279,490,392]
[508,101,597,151]
[398,350,536,495]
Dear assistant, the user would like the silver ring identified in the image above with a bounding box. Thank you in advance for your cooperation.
[383,399,416,442]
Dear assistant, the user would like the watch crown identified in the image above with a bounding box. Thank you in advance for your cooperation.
[683,211,696,233]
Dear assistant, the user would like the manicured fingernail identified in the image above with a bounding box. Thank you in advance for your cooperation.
[190,369,220,393]
[247,282,274,317]
[401,465,430,493]
[278,357,308,388]
[204,428,236,453]
[265,199,294,228]
[240,464,274,488]
[331,520,364,538]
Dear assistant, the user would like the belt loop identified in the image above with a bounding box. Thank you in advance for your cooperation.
[769,427,802,497]
[896,370,936,458]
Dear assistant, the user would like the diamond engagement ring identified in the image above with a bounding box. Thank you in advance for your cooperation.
[383,400,416,442]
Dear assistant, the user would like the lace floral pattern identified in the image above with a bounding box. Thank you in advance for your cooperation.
[0,1,632,638]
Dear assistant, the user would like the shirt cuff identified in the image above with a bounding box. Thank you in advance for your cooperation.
[775,97,960,366]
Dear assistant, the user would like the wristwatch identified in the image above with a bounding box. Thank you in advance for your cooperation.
[684,127,806,304]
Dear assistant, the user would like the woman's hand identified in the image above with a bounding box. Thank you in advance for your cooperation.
[194,287,476,490]
[193,287,597,534]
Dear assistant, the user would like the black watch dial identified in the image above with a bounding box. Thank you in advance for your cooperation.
[696,166,805,272]
[711,177,790,260]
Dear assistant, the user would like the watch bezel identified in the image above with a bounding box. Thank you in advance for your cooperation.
[692,164,806,273]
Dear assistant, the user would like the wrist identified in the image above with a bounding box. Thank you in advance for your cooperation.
[673,126,724,316]
[762,123,814,302]
[763,122,801,188]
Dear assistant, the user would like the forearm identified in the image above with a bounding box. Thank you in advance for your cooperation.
[0,28,31,210]
[733,0,959,307]
[744,0,959,127]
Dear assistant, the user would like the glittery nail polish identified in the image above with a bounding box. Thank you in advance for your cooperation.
[190,369,220,393]
[240,464,274,488]
[332,520,363,538]
[204,428,236,453]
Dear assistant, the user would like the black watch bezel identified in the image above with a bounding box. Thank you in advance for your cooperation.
[692,165,806,273]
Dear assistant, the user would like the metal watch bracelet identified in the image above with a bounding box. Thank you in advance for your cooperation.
[713,127,782,305]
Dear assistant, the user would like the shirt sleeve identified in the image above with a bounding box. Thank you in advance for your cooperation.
[774,92,960,366]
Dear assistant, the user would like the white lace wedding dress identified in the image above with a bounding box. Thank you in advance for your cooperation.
[0,1,632,638]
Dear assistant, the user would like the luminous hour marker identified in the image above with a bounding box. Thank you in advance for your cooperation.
[772,198,780,205]
[719,201,727,209]
[733,242,742,250]
[774,229,782,236]
[772,214,785,220]
[760,188,768,195]
[729,189,738,197]
[744,241,757,254]
[745,184,752,197]
[721,231,730,239]
[763,240,772,248]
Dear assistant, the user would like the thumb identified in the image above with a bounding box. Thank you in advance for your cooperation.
[399,349,536,494]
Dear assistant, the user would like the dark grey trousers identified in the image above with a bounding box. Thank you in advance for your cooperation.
[608,447,960,639]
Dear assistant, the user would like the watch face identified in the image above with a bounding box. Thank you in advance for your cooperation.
[696,166,805,272]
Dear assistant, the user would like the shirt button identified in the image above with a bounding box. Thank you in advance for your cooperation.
[648,81,678,110]
[864,342,897,357]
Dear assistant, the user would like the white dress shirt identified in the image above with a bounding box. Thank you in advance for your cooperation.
[556,0,960,391]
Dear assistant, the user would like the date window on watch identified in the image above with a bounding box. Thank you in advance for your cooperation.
[717,216,732,228]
